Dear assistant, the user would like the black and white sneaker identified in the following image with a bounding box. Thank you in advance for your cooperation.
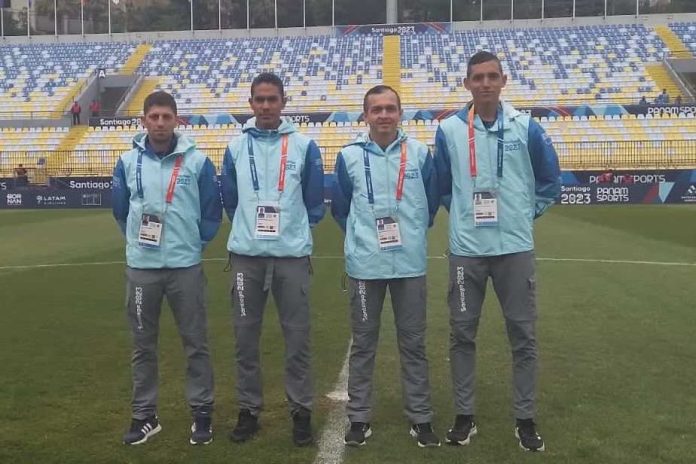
[292,408,314,447]
[515,418,545,452]
[446,414,477,446]
[123,416,162,445]
[344,422,372,447]
[190,414,213,445]
[409,422,441,448]
[229,409,259,443]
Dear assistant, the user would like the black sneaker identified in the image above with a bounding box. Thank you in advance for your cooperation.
[292,408,314,447]
[446,414,477,446]
[515,418,545,452]
[229,409,259,443]
[123,416,162,445]
[190,414,213,445]
[409,422,441,448]
[344,422,372,447]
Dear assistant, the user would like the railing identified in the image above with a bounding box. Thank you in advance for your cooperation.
[553,139,696,170]
[2,140,696,178]
[0,110,67,120]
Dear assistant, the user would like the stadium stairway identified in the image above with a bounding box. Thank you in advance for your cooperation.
[645,64,683,100]
[125,77,164,115]
[120,44,153,75]
[51,78,87,118]
[382,35,401,93]
[655,25,693,58]
[48,126,89,175]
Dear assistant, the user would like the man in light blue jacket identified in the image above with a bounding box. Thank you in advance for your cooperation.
[332,85,440,448]
[434,51,560,452]
[112,91,222,446]
[220,73,324,447]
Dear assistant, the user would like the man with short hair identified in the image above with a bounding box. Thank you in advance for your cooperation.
[220,72,325,446]
[434,51,560,452]
[112,90,222,446]
[70,100,81,125]
[332,85,441,448]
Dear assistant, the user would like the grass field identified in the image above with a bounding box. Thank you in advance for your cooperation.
[1,205,695,464]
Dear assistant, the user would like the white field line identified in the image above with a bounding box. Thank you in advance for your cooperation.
[1,256,696,271]
[313,341,351,464]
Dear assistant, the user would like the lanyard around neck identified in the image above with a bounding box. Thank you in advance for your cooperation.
[136,151,183,204]
[363,141,408,205]
[468,104,504,179]
[247,133,289,193]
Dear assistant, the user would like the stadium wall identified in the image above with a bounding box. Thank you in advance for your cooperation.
[0,13,695,45]
[2,170,696,209]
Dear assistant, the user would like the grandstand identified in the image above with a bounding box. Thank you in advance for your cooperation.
[0,14,696,179]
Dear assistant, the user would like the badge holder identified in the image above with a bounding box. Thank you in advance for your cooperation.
[255,201,281,240]
[375,210,403,251]
[473,190,499,227]
[138,213,164,248]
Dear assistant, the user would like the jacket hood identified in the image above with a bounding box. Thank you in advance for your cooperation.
[457,100,523,129]
[344,128,408,156]
[132,132,197,156]
[242,116,298,137]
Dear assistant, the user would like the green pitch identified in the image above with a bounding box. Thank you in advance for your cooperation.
[1,205,695,464]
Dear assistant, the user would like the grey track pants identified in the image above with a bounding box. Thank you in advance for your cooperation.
[448,251,538,420]
[125,264,214,420]
[346,276,434,424]
[229,253,312,416]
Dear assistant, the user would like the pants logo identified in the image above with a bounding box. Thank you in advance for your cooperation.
[236,273,246,317]
[358,280,368,322]
[456,266,466,312]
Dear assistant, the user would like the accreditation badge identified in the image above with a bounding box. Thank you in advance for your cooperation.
[473,190,499,227]
[255,201,281,240]
[138,213,164,248]
[375,216,403,251]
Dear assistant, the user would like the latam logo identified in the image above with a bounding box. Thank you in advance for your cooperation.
[37,195,67,206]
[6,193,22,206]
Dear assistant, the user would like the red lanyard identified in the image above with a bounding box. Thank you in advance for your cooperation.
[165,156,183,204]
[467,104,505,179]
[277,135,289,192]
[395,142,407,201]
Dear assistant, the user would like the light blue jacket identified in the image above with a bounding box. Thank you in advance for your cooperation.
[220,117,325,257]
[331,130,439,280]
[434,102,561,257]
[112,133,222,269]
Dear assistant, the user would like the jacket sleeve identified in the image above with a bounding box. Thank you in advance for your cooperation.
[111,157,130,235]
[528,119,561,219]
[421,149,439,228]
[434,126,453,211]
[330,152,352,233]
[197,157,223,244]
[220,146,238,223]
[302,140,325,227]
